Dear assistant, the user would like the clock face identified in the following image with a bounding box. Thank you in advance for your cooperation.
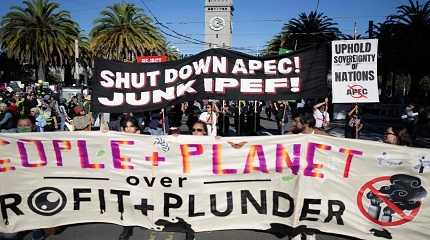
[209,16,226,31]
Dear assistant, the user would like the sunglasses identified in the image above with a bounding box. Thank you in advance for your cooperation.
[384,132,395,136]
[192,128,204,132]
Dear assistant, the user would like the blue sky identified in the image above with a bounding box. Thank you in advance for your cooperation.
[0,0,419,55]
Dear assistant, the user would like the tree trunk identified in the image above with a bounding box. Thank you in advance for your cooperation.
[409,73,422,101]
[391,72,396,97]
[34,61,39,82]
[64,62,73,86]
[381,71,389,102]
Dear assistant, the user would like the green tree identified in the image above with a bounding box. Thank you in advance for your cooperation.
[90,3,167,61]
[266,11,341,54]
[166,45,180,61]
[0,0,79,81]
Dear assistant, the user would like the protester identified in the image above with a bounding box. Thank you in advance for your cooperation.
[264,101,272,120]
[16,115,34,133]
[233,102,246,136]
[290,113,329,135]
[71,105,92,131]
[383,126,412,146]
[191,120,208,136]
[1,82,430,240]
[120,116,141,134]
[39,100,58,131]
[147,111,166,135]
[296,98,305,114]
[217,103,232,136]
[402,103,419,142]
[29,107,46,132]
[345,105,364,139]
[185,101,201,131]
[117,116,141,240]
[313,97,330,129]
[57,98,70,131]
[0,102,16,132]
[274,101,289,134]
[199,101,218,136]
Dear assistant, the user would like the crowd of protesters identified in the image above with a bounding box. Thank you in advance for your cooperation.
[1,86,428,142]
[0,85,429,240]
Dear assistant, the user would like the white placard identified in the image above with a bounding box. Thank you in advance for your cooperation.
[331,39,379,103]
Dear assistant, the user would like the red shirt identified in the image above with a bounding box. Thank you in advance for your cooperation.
[8,103,17,115]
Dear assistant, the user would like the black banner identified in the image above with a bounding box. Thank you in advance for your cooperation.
[92,44,329,112]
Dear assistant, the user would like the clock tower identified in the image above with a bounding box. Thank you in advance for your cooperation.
[204,0,233,49]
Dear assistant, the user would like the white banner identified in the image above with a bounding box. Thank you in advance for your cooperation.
[331,39,379,103]
[0,132,429,240]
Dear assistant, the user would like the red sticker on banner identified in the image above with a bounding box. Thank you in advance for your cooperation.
[357,176,421,227]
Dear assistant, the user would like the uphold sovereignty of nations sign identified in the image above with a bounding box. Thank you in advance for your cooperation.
[0,132,429,240]
[92,45,330,112]
[331,39,379,103]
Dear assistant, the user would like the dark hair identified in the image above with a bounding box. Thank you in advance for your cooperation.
[398,128,413,146]
[120,116,140,131]
[17,115,33,122]
[293,112,316,128]
[17,115,35,125]
[385,126,405,145]
[192,120,208,135]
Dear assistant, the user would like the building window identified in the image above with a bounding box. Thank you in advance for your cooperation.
[216,34,219,38]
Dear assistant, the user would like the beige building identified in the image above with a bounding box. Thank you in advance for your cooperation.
[204,0,234,49]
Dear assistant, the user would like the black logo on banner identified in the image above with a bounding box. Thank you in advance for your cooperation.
[27,187,67,216]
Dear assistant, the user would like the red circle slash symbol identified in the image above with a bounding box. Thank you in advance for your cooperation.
[357,176,421,227]
[347,84,368,99]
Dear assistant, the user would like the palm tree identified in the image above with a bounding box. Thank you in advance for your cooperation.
[384,0,430,96]
[265,11,341,54]
[264,34,282,55]
[78,35,93,69]
[0,0,79,81]
[340,34,364,40]
[90,3,167,61]
[166,45,180,61]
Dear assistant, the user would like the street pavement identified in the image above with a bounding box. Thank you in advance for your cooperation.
[20,223,348,240]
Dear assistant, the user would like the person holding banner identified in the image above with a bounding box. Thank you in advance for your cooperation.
[120,116,141,134]
[191,120,208,136]
[118,116,140,240]
[313,98,330,130]
[383,126,412,146]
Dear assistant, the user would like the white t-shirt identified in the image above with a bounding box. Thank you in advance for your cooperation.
[313,109,330,128]
[199,111,217,136]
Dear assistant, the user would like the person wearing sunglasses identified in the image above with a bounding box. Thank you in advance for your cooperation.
[191,120,208,136]
[383,126,412,146]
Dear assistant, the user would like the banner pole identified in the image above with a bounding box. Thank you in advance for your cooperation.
[254,100,257,134]
[222,100,226,136]
[281,101,287,135]
[162,108,166,135]
[355,104,359,139]
[238,100,241,136]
